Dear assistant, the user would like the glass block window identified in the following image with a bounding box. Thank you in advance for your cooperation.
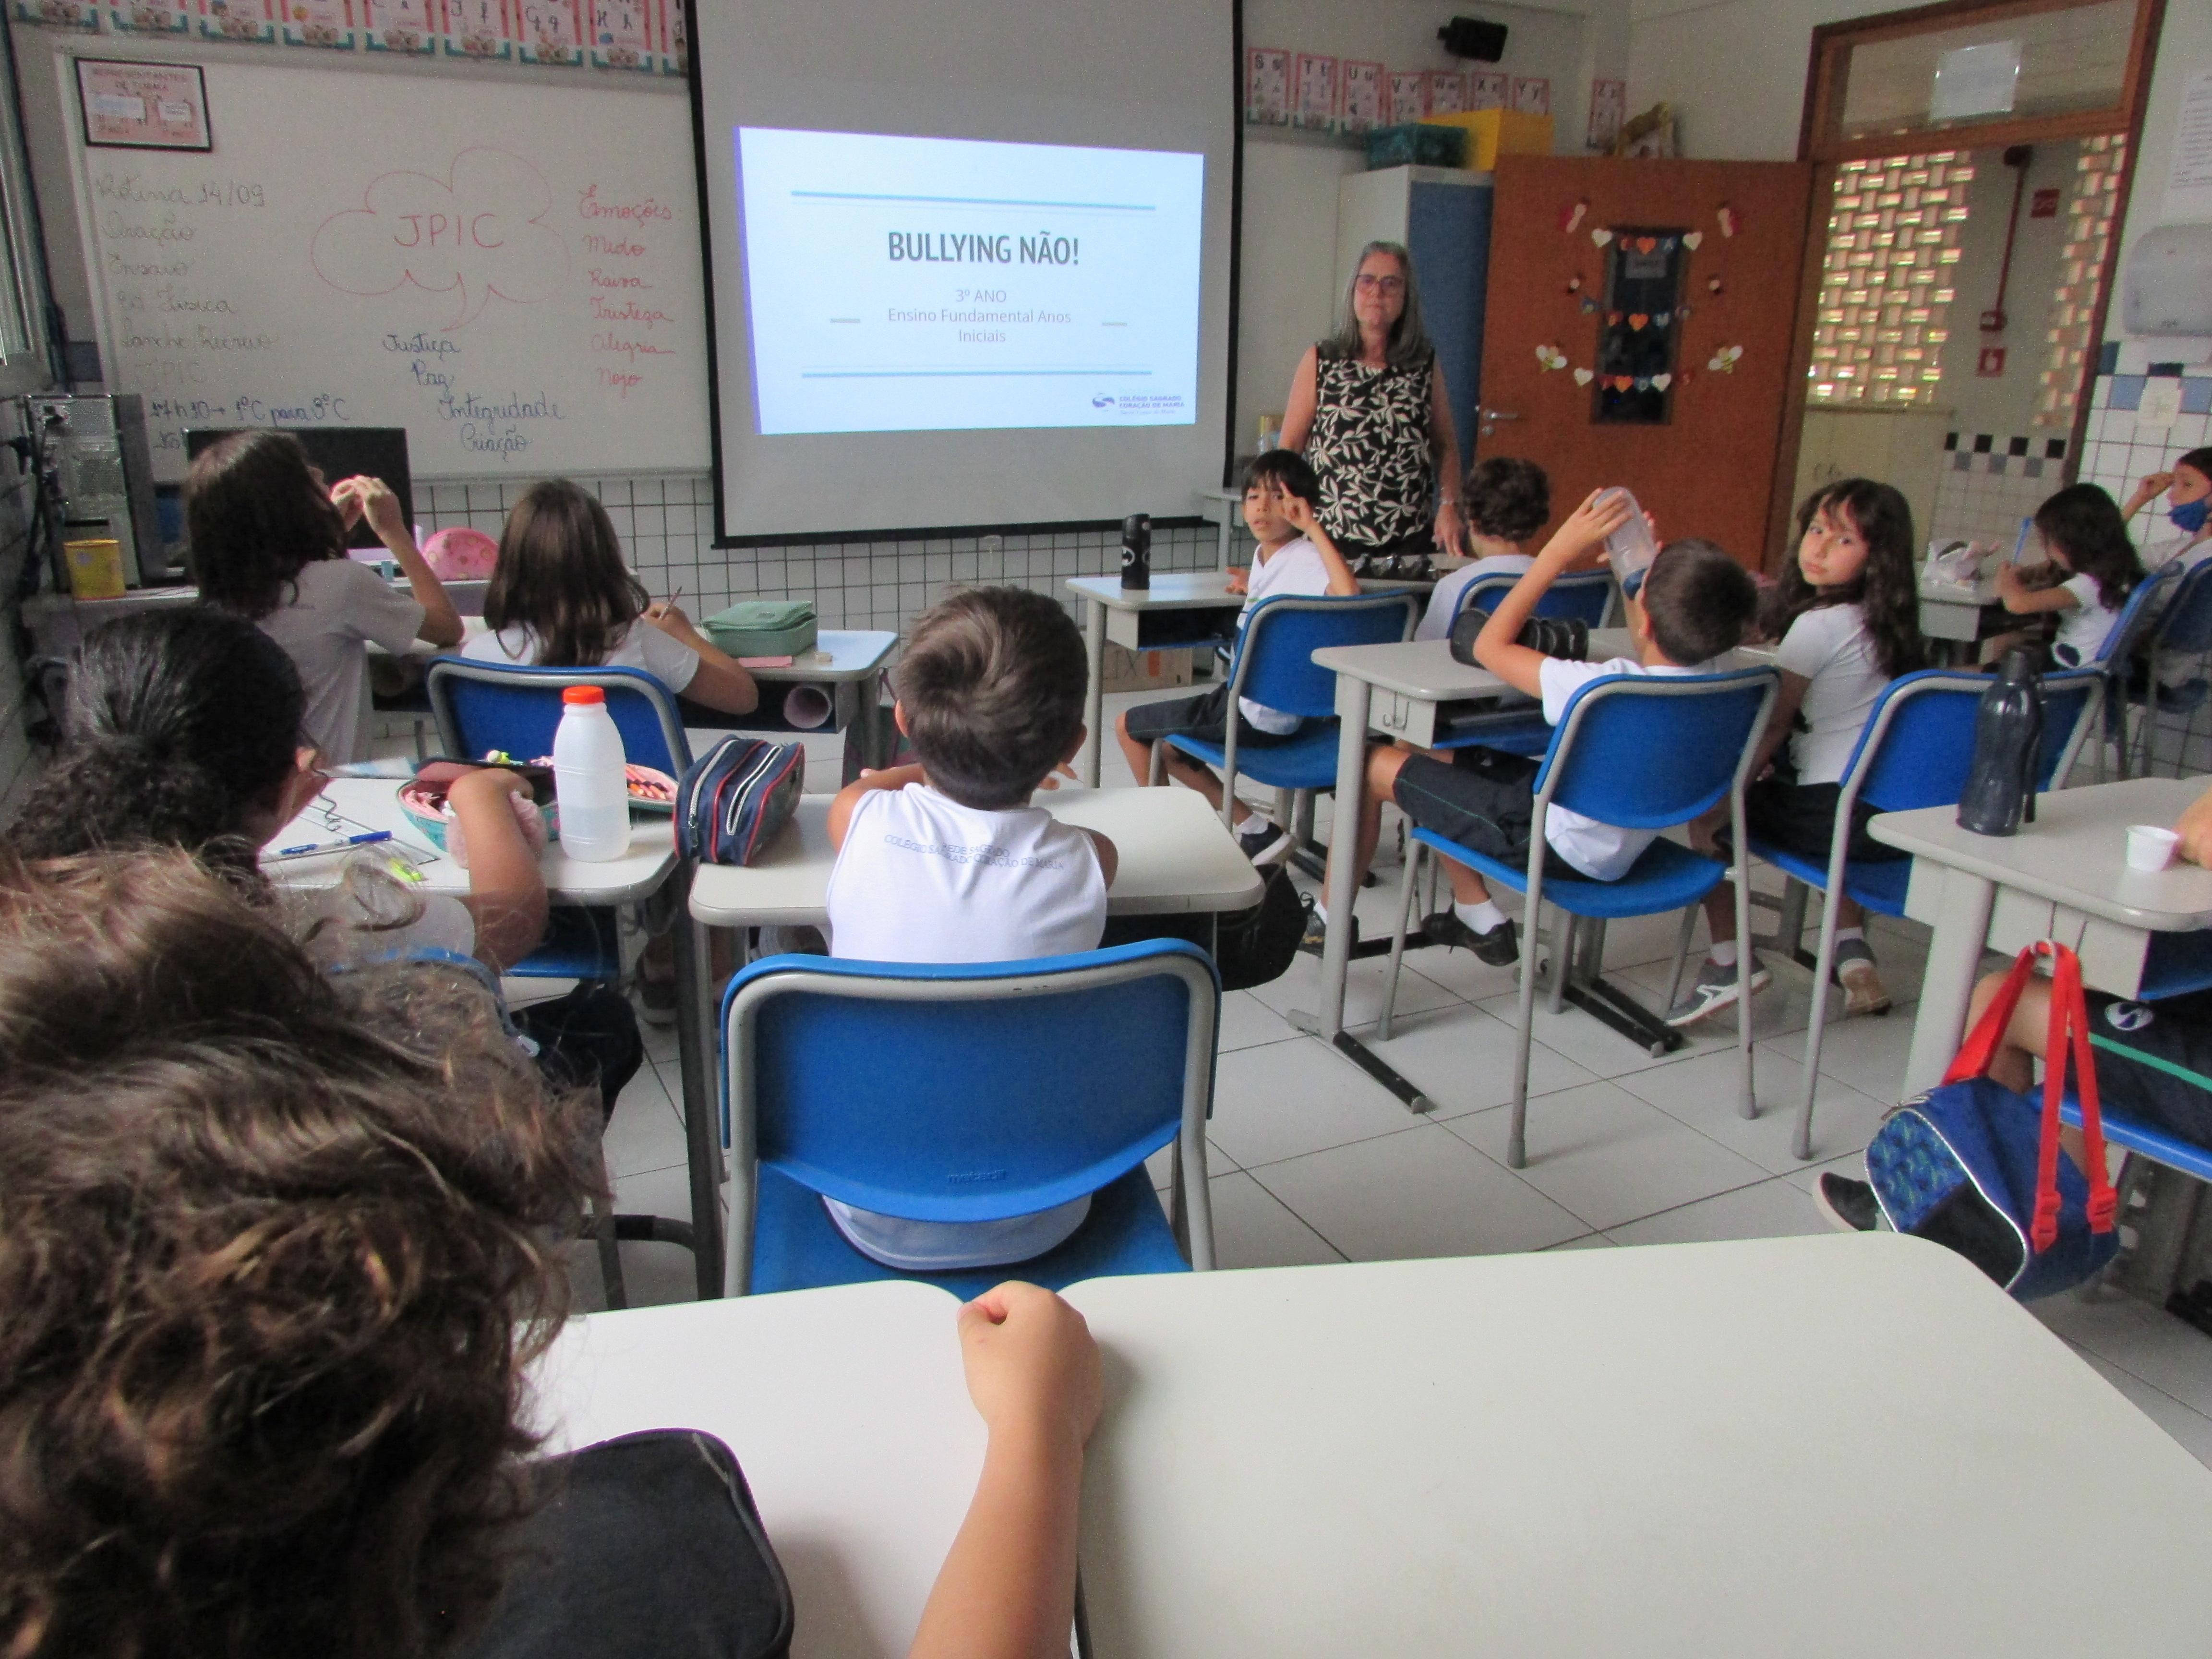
[1807,151,1972,406]
[2036,133,2126,427]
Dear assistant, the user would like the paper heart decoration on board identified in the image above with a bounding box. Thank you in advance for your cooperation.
[1634,377,1651,391]
[1580,297,1598,313]
[1717,204,1738,238]
[1608,311,1623,325]
[1611,376,1635,392]
[1591,228,1614,246]
[1535,345,1569,371]
[1650,373,1672,391]
[1573,367,1594,386]
[1681,231,1703,250]
[1634,236,1657,254]
[1654,312,1671,327]
[1629,313,1650,330]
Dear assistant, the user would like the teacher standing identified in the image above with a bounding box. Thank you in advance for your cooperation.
[1280,240,1466,561]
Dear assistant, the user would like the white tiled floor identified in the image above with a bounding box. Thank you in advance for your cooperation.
[576,685,2212,1471]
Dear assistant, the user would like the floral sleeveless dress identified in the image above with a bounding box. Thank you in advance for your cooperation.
[1306,348,1438,551]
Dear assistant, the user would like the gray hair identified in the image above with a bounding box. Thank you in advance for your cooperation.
[1322,240,1432,369]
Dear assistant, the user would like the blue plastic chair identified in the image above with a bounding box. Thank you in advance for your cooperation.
[2061,1094,2212,1186]
[2128,558,2212,777]
[1377,668,1779,1167]
[2080,560,2181,781]
[1157,591,1417,834]
[1759,669,2101,1161]
[719,939,1219,1297]
[1445,566,1618,633]
[426,659,696,980]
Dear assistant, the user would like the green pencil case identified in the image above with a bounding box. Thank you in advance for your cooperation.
[701,600,817,659]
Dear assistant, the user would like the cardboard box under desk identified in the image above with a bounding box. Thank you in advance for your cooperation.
[1102,644,1196,694]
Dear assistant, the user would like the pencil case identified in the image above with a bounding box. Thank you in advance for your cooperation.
[702,600,817,659]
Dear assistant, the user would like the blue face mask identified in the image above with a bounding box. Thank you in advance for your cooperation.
[2173,497,2212,536]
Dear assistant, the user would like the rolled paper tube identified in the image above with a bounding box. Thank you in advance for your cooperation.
[783,684,833,730]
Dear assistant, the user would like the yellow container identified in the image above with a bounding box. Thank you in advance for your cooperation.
[1420,108,1553,170]
[63,537,127,599]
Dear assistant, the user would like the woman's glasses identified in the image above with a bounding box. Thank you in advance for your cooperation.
[1355,274,1406,295]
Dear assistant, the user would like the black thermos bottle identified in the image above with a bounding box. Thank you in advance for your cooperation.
[1120,512,1151,590]
[1957,646,2046,836]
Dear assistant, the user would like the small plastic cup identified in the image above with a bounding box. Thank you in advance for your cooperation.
[2126,824,2179,872]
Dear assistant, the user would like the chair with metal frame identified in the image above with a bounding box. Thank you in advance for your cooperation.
[720,939,1219,1298]
[1154,590,1418,868]
[1753,668,2102,1162]
[427,656,703,1305]
[1431,569,1626,760]
[2126,559,2212,777]
[1376,667,1779,1168]
[2079,560,2181,782]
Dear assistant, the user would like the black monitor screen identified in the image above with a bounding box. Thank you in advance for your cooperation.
[182,427,412,552]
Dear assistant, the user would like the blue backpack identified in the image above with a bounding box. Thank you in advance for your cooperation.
[1866,941,2119,1300]
[675,736,805,866]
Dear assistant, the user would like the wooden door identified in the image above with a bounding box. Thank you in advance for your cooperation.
[1476,156,1814,571]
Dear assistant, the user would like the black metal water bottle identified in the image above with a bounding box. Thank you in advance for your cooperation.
[1119,512,1151,590]
[1957,646,2046,836]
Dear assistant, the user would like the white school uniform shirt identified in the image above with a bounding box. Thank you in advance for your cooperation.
[1775,602,1887,787]
[2052,573,2122,667]
[1415,553,1533,641]
[821,781,1108,1271]
[1237,535,1333,733]
[256,559,425,766]
[462,617,701,693]
[1535,655,1713,881]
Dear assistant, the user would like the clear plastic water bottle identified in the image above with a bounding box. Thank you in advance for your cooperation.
[1596,487,1659,600]
[1957,648,2045,837]
[553,685,631,861]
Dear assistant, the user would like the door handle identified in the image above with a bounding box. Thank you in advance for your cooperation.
[1477,409,1521,435]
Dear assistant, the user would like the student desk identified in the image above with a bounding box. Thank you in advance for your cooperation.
[687,786,1263,931]
[262,778,726,1300]
[734,631,899,768]
[529,1236,2212,1659]
[1066,573,1247,786]
[1301,629,1665,1106]
[1870,777,2212,1094]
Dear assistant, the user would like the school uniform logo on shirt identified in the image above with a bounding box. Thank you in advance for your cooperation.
[882,832,1062,871]
[2105,1001,2155,1034]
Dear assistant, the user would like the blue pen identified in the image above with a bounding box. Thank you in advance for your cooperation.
[270,829,393,861]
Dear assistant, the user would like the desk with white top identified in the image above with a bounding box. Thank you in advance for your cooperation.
[1871,776,2212,1094]
[688,786,1263,931]
[530,1235,2212,1659]
[264,778,725,1299]
[1066,573,1247,787]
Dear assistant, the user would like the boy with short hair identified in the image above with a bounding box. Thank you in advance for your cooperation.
[1116,448,1359,866]
[822,584,1117,1269]
[1316,490,1759,961]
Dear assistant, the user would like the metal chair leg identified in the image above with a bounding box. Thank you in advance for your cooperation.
[1378,842,1424,1042]
[1147,740,1167,785]
[592,1142,628,1310]
[1791,884,1847,1159]
[1547,909,1571,1015]
[1508,897,1544,1170]
[1665,904,1697,1010]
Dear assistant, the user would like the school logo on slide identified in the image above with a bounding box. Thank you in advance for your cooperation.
[1091,394,1117,408]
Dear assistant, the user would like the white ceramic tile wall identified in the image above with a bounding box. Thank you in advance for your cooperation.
[1928,449,2057,549]
[416,475,1232,638]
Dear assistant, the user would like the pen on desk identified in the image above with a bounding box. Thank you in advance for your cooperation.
[269,830,393,861]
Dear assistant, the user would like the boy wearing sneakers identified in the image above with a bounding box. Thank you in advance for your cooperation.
[1117,449,1359,865]
[822,585,1117,1270]
[1314,490,1758,957]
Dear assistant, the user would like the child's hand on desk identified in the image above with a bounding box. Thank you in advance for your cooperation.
[1225,566,1250,595]
[958,1282,1103,1456]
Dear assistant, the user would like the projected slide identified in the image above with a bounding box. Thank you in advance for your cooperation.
[735,128,1202,436]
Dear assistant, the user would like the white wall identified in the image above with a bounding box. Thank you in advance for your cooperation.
[1625,0,1896,162]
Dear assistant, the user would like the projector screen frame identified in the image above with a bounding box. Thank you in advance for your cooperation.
[681,0,1246,550]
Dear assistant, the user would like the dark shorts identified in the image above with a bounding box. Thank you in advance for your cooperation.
[2083,989,2212,1153]
[1724,775,1907,867]
[1392,747,1576,878]
[515,982,645,1118]
[1122,682,1297,751]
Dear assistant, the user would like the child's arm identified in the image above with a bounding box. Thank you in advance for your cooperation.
[828,763,925,850]
[1082,829,1118,888]
[1473,490,1634,697]
[2123,471,2175,523]
[443,768,550,972]
[1274,486,1358,597]
[346,477,465,648]
[642,601,760,714]
[1996,562,2081,615]
[907,1283,1102,1659]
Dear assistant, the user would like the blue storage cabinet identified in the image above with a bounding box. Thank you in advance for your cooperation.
[1334,166,1494,475]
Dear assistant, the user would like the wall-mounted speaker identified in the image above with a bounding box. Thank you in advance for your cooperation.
[1437,17,1507,61]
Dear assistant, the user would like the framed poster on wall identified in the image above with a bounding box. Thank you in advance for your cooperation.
[76,59,211,150]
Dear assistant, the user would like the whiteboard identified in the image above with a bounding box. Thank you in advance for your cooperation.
[62,51,709,480]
